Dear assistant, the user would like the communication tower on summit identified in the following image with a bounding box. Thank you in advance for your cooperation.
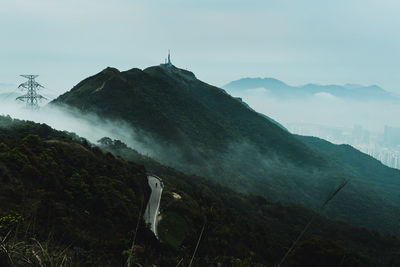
[162,50,173,67]
[167,49,171,65]
[16,75,46,109]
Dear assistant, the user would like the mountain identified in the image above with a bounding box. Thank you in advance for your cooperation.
[1,115,399,266]
[98,137,400,267]
[224,77,396,101]
[297,135,400,229]
[52,66,309,161]
[234,96,288,130]
[51,64,400,235]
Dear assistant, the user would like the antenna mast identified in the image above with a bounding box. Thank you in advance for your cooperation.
[16,75,46,109]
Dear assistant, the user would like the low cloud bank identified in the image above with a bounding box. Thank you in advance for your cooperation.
[0,101,160,156]
[230,88,400,133]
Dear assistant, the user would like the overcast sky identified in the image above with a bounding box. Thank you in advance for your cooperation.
[1,0,400,96]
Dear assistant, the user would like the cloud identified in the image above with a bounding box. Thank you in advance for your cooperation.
[313,92,337,100]
[236,88,400,132]
[245,87,270,94]
[0,100,207,175]
[1,0,400,98]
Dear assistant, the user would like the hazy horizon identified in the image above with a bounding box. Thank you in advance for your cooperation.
[1,0,400,96]
[1,0,399,163]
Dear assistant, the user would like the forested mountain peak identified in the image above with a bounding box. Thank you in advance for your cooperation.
[51,65,400,236]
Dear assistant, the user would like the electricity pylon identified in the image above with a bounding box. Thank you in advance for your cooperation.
[16,75,46,109]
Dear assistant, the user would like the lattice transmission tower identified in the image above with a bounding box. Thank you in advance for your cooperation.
[16,75,46,109]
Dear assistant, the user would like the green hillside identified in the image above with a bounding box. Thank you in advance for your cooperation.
[97,137,400,267]
[1,116,400,266]
[297,135,400,234]
[52,66,321,164]
[51,65,400,235]
[0,116,153,266]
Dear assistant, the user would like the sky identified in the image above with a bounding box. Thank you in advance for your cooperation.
[1,0,400,96]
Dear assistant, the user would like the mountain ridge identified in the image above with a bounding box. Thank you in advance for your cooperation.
[52,65,319,164]
[224,77,396,100]
[51,64,400,235]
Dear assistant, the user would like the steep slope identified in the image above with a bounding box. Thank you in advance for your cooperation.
[297,135,400,229]
[53,66,317,163]
[298,135,400,199]
[51,65,331,202]
[51,65,400,234]
[2,117,400,266]
[98,137,400,267]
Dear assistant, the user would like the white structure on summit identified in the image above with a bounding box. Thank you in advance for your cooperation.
[162,50,173,67]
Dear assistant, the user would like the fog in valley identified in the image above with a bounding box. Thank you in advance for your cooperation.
[2,77,400,172]
[0,92,225,179]
[225,82,400,169]
[0,95,155,155]
[0,86,343,201]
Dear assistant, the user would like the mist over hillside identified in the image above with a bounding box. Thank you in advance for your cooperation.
[3,0,400,265]
[39,64,400,235]
[0,101,155,156]
[224,77,400,169]
[2,115,399,266]
[2,66,400,236]
[1,67,400,264]
[2,65,400,235]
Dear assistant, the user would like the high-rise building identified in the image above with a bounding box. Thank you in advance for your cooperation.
[384,125,400,147]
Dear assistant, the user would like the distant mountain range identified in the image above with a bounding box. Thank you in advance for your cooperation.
[224,77,397,101]
[51,64,400,235]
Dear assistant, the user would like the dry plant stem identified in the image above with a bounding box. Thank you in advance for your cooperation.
[127,197,145,267]
[276,215,316,267]
[276,179,350,267]
[175,258,183,267]
[189,220,206,267]
[60,254,67,267]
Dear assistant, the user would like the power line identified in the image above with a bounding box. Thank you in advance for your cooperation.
[16,75,46,109]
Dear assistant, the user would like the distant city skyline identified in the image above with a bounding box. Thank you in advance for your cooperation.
[287,122,400,170]
[1,0,400,96]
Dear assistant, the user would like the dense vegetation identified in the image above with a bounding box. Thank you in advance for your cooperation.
[0,116,154,266]
[297,135,400,235]
[52,66,317,162]
[98,137,400,266]
[52,65,400,235]
[1,116,400,266]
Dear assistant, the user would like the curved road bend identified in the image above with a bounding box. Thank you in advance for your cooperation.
[144,175,163,238]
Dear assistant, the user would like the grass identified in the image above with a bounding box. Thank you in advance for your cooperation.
[0,234,71,267]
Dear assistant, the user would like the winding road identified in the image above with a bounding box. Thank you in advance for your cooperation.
[144,175,163,237]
